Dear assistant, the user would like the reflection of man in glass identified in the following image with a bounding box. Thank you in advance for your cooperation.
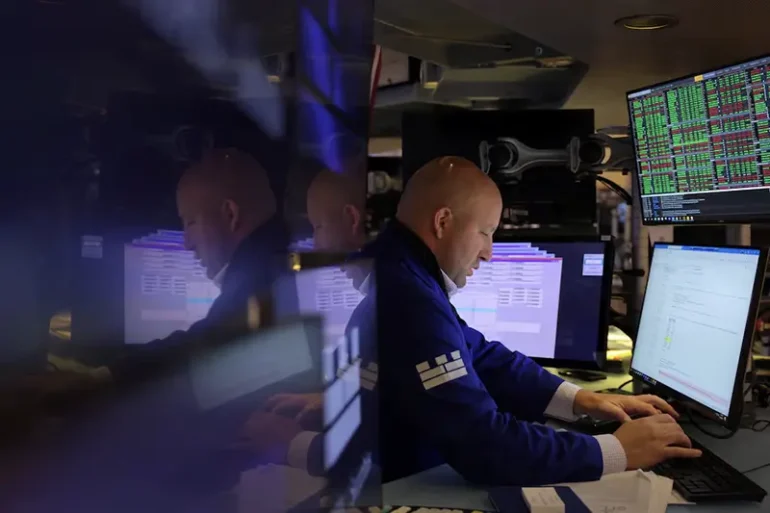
[306,168,367,253]
[242,168,372,464]
[112,148,287,380]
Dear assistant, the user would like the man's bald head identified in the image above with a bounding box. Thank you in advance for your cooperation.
[397,156,502,288]
[177,148,277,280]
[307,169,366,252]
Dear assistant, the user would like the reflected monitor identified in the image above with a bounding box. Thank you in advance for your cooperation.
[72,228,220,346]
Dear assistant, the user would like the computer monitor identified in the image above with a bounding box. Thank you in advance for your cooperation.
[631,244,767,427]
[451,236,614,371]
[628,54,770,225]
[72,228,220,346]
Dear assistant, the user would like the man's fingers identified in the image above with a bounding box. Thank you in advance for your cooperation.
[629,401,659,417]
[663,446,702,459]
[263,394,289,410]
[265,394,302,413]
[297,405,323,429]
[647,413,677,424]
[606,404,632,422]
[639,395,679,418]
[661,424,693,448]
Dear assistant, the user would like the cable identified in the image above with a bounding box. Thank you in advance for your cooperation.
[594,175,633,205]
[743,462,770,475]
[617,379,633,391]
[597,379,633,394]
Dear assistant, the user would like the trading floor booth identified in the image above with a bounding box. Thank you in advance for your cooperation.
[381,53,770,512]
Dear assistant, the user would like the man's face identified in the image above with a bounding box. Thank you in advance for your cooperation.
[436,194,502,289]
[308,198,361,253]
[177,182,233,280]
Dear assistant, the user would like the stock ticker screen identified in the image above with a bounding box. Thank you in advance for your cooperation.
[628,54,770,224]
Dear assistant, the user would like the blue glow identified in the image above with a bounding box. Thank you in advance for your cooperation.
[299,86,344,173]
[328,0,339,37]
[300,9,334,103]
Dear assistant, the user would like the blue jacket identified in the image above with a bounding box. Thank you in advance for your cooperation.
[362,220,605,486]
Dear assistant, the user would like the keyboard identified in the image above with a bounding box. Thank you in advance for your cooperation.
[652,438,766,503]
[570,418,766,502]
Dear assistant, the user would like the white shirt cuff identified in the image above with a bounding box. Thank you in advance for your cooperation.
[544,381,582,421]
[287,431,318,470]
[595,434,627,475]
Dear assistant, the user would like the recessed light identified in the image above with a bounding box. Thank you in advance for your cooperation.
[615,14,678,31]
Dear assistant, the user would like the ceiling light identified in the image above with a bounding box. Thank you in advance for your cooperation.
[615,14,678,31]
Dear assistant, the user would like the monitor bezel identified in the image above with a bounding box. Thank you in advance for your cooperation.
[629,243,768,429]
[489,234,615,372]
[626,53,770,226]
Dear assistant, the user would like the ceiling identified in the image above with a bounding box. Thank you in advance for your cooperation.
[4,0,770,132]
[448,0,770,127]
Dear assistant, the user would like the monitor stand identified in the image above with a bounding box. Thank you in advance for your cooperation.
[558,369,607,382]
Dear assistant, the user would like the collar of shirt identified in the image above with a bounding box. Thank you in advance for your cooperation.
[212,263,229,288]
[357,272,373,295]
[441,270,459,298]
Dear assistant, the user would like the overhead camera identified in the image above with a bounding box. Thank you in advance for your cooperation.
[479,133,635,180]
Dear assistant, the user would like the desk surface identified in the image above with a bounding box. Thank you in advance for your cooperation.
[383,372,770,512]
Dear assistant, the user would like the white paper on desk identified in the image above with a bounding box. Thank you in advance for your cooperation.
[556,470,681,513]
[236,464,327,513]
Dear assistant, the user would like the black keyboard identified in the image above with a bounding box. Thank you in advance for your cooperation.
[652,438,766,503]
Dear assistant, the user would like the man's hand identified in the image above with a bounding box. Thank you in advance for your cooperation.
[264,393,323,431]
[574,390,678,422]
[238,411,304,464]
[614,414,702,469]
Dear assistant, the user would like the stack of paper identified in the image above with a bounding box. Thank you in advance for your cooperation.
[558,470,690,513]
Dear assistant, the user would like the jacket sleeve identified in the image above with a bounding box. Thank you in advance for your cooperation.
[382,290,604,486]
[460,322,567,422]
[109,292,253,384]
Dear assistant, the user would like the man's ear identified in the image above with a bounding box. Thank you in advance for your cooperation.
[433,207,452,239]
[342,204,362,236]
[222,199,241,232]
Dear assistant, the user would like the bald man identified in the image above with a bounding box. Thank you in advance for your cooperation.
[306,168,367,252]
[358,156,700,486]
[111,148,288,381]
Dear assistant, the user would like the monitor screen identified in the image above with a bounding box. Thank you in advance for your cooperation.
[124,229,220,344]
[451,239,612,367]
[631,244,763,420]
[628,54,770,224]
